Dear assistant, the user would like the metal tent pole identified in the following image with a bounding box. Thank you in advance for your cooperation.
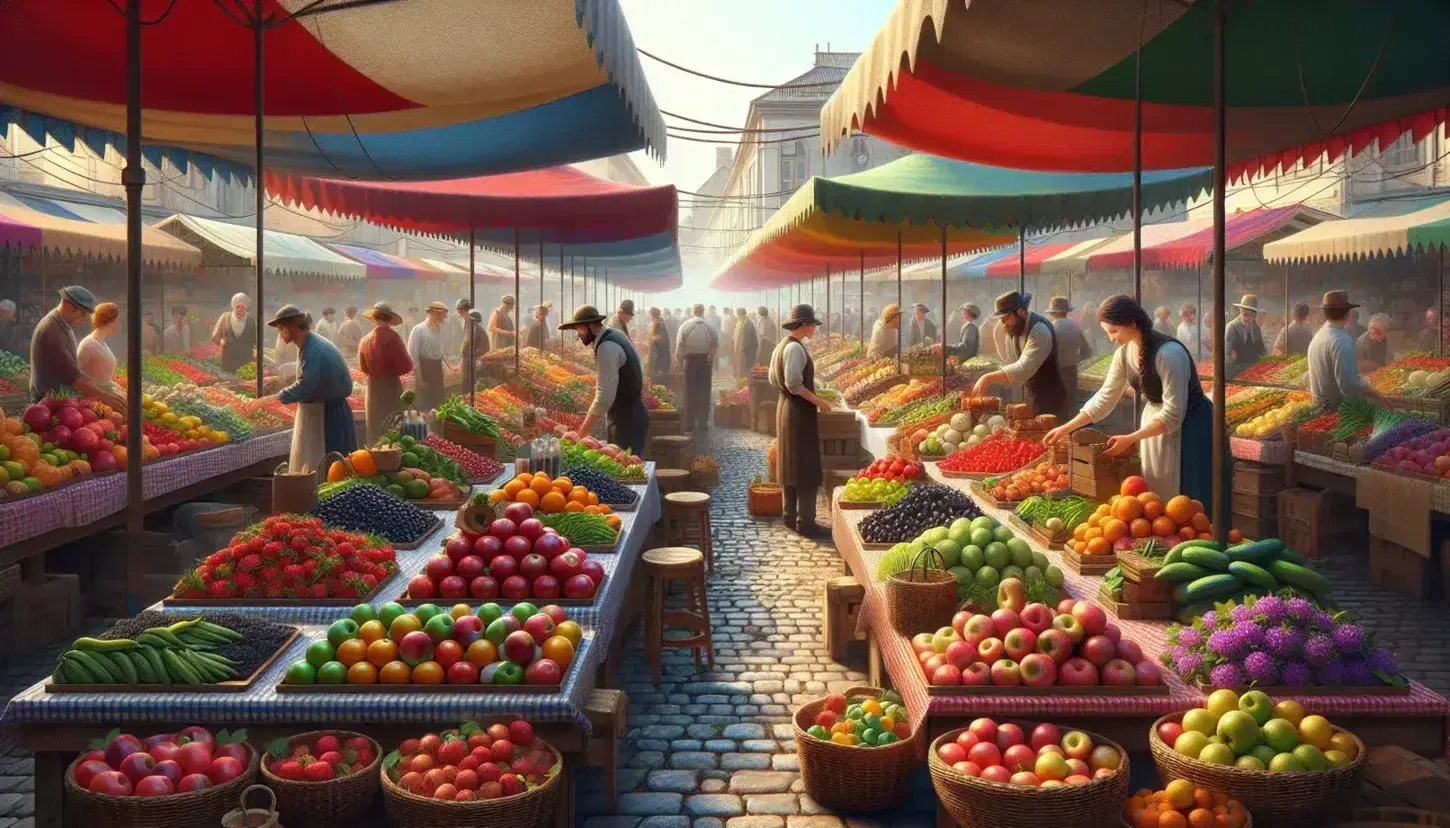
[1440,247,1445,356]
[859,251,865,347]
[513,228,520,377]
[1196,265,1203,360]
[896,229,903,375]
[123,0,145,613]
[1283,263,1290,353]
[468,228,476,405]
[1132,18,1143,304]
[1210,0,1229,544]
[825,264,831,337]
[538,238,545,335]
[253,0,266,401]
[559,247,565,343]
[1018,229,1026,293]
[940,225,948,383]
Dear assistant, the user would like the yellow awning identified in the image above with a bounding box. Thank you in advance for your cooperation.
[0,193,200,268]
[1263,198,1450,263]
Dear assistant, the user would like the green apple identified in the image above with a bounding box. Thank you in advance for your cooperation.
[511,602,540,625]
[1006,538,1033,568]
[1205,689,1240,721]
[1181,709,1218,737]
[1250,745,1278,767]
[326,619,359,649]
[993,525,1015,544]
[377,601,406,630]
[975,566,1000,588]
[970,515,998,533]
[933,539,962,568]
[350,603,377,626]
[1261,718,1301,753]
[1198,743,1236,765]
[476,602,504,626]
[969,527,995,549]
[1173,731,1210,759]
[413,603,442,623]
[1268,753,1305,773]
[1234,755,1266,771]
[960,545,985,571]
[1292,744,1329,771]
[1216,711,1261,755]
[1238,690,1275,725]
[984,542,1010,569]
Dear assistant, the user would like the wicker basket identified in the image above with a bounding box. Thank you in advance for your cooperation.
[260,730,382,828]
[380,742,563,828]
[442,419,499,454]
[885,546,959,636]
[1149,711,1367,828]
[794,686,916,812]
[929,726,1130,828]
[65,745,259,828]
[748,480,784,517]
[370,445,403,472]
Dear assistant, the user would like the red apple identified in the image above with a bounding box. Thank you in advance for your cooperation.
[962,614,996,646]
[994,723,1024,751]
[953,730,980,750]
[1018,603,1053,634]
[1059,657,1099,686]
[489,555,519,581]
[966,741,1001,769]
[474,534,504,561]
[439,575,469,600]
[549,551,583,580]
[151,760,183,785]
[177,773,212,793]
[1009,771,1041,787]
[1003,627,1036,662]
[1060,730,1094,760]
[1035,628,1074,665]
[1002,743,1036,772]
[1114,638,1144,665]
[519,553,549,580]
[1070,601,1108,637]
[1134,661,1163,685]
[990,608,1021,638]
[469,576,499,600]
[968,718,998,744]
[1051,614,1085,644]
[87,771,133,796]
[979,765,1012,784]
[959,662,992,686]
[118,752,156,784]
[408,575,436,600]
[931,664,962,686]
[1019,653,1058,687]
[1102,622,1122,645]
[951,761,982,778]
[501,575,531,599]
[943,640,977,670]
[1081,635,1117,667]
[1101,658,1137,686]
[563,574,597,599]
[1066,758,1090,778]
[1029,723,1062,752]
[135,775,175,797]
[1056,598,1077,616]
[424,554,454,582]
[1156,721,1183,749]
[73,760,113,790]
[531,575,561,599]
[446,535,473,562]
[937,742,968,765]
[989,659,1021,686]
[455,555,486,582]
[951,610,973,637]
[977,637,1005,663]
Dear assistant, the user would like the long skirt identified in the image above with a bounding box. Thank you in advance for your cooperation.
[414,358,445,414]
[365,374,404,445]
[1140,395,1214,513]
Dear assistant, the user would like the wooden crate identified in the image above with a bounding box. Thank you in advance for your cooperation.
[1231,511,1277,542]
[823,575,866,661]
[1233,460,1287,495]
[1071,473,1121,501]
[1117,550,1176,601]
[1231,488,1278,520]
[1369,534,1437,599]
[748,377,779,413]
[820,437,862,457]
[818,410,859,439]
[1280,517,1364,560]
[754,402,776,435]
[1278,487,1364,534]
[651,408,682,436]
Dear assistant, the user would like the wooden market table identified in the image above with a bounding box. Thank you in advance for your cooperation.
[0,465,665,827]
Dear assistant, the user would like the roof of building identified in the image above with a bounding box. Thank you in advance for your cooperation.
[754,51,859,104]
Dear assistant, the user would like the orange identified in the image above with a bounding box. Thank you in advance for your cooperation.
[1087,536,1111,555]
[555,620,583,647]
[515,488,540,509]
[530,476,554,497]
[411,661,445,684]
[553,476,571,492]
[1192,788,1214,810]
[1187,807,1214,828]
[465,639,498,666]
[569,486,589,504]
[1157,813,1186,828]
[605,514,622,531]
[335,638,368,666]
[488,489,509,504]
[541,635,575,667]
[1087,515,1102,529]
[1134,811,1159,828]
[358,619,387,644]
[1073,540,1087,554]
[389,613,423,643]
[1227,528,1244,543]
[540,491,566,513]
[1137,490,1161,505]
[1179,525,1198,541]
[599,504,612,515]
[1113,497,1144,522]
[347,661,379,684]
[1073,525,1088,542]
[1164,495,1195,525]
[379,660,412,684]
[1084,526,1103,541]
[1142,499,1165,521]
[1190,512,1211,532]
[585,504,601,514]
[1130,518,1152,538]
[588,492,599,506]
[565,500,586,512]
[1152,516,1178,537]
[1102,519,1128,543]
[503,480,526,498]
[367,638,399,667]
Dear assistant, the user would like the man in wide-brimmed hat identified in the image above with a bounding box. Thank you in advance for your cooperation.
[868,303,903,359]
[608,298,635,339]
[1224,293,1266,378]
[456,297,489,393]
[971,291,1070,420]
[408,301,450,412]
[255,304,355,470]
[769,304,835,536]
[562,304,650,455]
[908,302,936,348]
[1045,295,1092,394]
[1308,291,1386,409]
[358,302,413,443]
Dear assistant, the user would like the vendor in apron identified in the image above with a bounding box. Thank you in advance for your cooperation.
[407,301,449,414]
[561,305,650,456]
[211,293,257,374]
[255,305,355,474]
[769,304,835,537]
[971,291,1070,422]
[358,301,413,445]
[488,295,517,351]
[1045,295,1214,509]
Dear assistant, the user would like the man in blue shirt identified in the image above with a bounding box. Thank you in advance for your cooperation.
[254,304,355,471]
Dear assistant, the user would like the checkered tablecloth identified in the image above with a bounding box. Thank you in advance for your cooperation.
[0,430,292,547]
[1295,449,1450,514]
[1231,436,1289,465]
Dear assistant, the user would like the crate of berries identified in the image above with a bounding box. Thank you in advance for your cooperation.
[67,727,257,828]
[261,730,381,828]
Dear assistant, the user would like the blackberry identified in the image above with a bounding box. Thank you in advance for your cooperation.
[859,483,982,544]
[561,465,640,507]
[312,483,435,543]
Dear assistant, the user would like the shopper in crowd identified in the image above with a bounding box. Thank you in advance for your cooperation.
[454,298,484,392]
[1224,294,1266,377]
[0,299,24,355]
[1176,304,1200,359]
[210,292,257,374]
[1308,291,1387,410]
[731,306,758,381]
[141,311,160,355]
[645,307,672,385]
[1045,295,1212,507]
[164,305,191,353]
[868,304,903,359]
[315,307,339,344]
[272,323,299,385]
[522,301,552,350]
[337,305,363,363]
[1417,307,1442,353]
[78,301,121,394]
[908,303,937,347]
[29,287,126,412]
[664,307,682,343]
[1153,306,1175,337]
[608,299,635,339]
[408,301,449,412]
[257,305,355,471]
[357,301,413,444]
[488,294,517,351]
[1273,302,1314,356]
[1046,296,1093,394]
[400,306,420,345]
[1344,307,1367,341]
[1357,313,1391,370]
[706,305,722,341]
[755,306,776,365]
[972,291,1070,421]
[947,303,981,360]
[769,304,835,537]
[676,304,717,439]
[561,304,650,454]
[720,306,736,370]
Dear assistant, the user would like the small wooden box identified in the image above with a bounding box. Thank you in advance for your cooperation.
[1370,534,1437,599]
[1233,460,1287,495]
[651,408,682,436]
[818,410,860,439]
[823,576,866,661]
[1231,489,1278,520]
[1277,487,1363,534]
[1072,473,1122,501]
[1006,403,1032,420]
[1232,511,1277,542]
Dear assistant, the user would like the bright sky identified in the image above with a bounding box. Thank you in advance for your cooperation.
[619,0,896,191]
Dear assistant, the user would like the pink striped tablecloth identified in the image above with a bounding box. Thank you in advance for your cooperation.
[833,466,1450,751]
[0,430,291,546]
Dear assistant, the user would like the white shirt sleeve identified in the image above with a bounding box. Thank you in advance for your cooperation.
[1080,345,1129,423]
[589,340,626,417]
[783,340,808,395]
[1000,321,1052,385]
[1151,343,1191,434]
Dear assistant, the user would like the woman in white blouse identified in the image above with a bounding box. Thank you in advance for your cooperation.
[1044,295,1213,509]
[78,302,121,393]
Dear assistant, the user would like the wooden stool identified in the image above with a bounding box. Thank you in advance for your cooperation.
[655,468,692,496]
[823,576,866,661]
[648,434,695,470]
[584,689,627,811]
[641,547,714,684]
[663,491,713,570]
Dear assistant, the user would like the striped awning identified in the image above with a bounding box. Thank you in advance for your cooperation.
[156,213,363,279]
[0,0,664,180]
[1263,197,1450,263]
[1108,205,1334,270]
[984,240,1083,278]
[0,193,199,267]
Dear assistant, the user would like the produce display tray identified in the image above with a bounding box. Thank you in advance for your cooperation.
[44,626,301,694]
[412,485,474,511]
[836,499,884,511]
[164,571,396,607]
[849,519,895,552]
[1026,520,1070,551]
[1061,546,1117,576]
[390,516,446,551]
[968,481,1027,511]
[393,587,598,608]
[1193,681,1411,697]
[275,681,564,695]
[925,679,1170,697]
[1097,587,1133,620]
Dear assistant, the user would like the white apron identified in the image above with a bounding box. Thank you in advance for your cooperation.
[289,401,328,475]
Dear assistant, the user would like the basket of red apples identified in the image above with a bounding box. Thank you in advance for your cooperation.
[381,718,562,828]
[259,730,381,828]
[928,718,1130,828]
[66,727,257,828]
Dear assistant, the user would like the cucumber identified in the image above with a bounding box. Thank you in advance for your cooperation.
[1156,562,1212,583]
[1164,539,1221,566]
[1227,560,1279,590]
[1181,573,1243,601]
[104,651,139,684]
[162,649,202,686]
[69,650,120,683]
[1266,559,1332,594]
[60,656,98,684]
[126,651,157,684]
[1277,547,1306,565]
[1181,547,1231,572]
[1224,539,1284,565]
[142,648,171,686]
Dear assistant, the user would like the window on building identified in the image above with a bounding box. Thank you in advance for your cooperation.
[1384,133,1423,167]
[851,136,870,168]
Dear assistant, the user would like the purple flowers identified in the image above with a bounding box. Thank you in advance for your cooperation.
[1229,604,1252,623]
[1265,625,1303,659]
[1369,648,1399,675]
[1200,610,1218,628]
[1176,627,1203,648]
[1333,624,1364,654]
[1303,634,1335,667]
[1208,629,1243,658]
[1344,657,1374,686]
[1285,597,1315,622]
[1315,657,1347,686]
[1174,652,1204,677]
[1254,595,1286,624]
[1244,651,1279,684]
[1210,662,1244,687]
[1280,660,1312,685]
[1232,620,1265,649]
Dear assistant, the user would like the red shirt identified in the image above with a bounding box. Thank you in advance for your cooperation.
[358,326,413,378]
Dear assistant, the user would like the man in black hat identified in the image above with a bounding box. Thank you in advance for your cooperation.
[971,291,1069,420]
[609,299,635,338]
[488,294,517,350]
[1046,296,1092,394]
[29,286,126,413]
[769,304,834,536]
[255,304,355,470]
[561,305,650,455]
[1308,291,1386,410]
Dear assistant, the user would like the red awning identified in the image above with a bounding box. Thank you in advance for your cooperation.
[983,240,1083,278]
[265,166,678,244]
[1089,206,1332,270]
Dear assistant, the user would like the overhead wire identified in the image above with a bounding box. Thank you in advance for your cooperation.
[638,49,844,89]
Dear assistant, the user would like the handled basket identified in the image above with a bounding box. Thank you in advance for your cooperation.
[748,479,784,517]
[929,725,1129,828]
[1149,711,1367,828]
[886,546,959,636]
[380,741,563,828]
[272,461,319,516]
[260,730,382,828]
[221,785,280,828]
[794,686,916,812]
[65,744,258,828]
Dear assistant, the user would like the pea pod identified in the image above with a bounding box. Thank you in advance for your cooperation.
[72,637,139,652]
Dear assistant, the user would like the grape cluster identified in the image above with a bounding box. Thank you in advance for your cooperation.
[859,484,981,544]
[313,484,435,543]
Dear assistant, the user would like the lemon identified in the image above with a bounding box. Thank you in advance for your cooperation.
[213,432,229,443]
[141,393,153,406]
[160,412,178,425]
[153,402,169,416]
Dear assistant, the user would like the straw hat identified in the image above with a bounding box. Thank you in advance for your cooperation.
[425,301,449,314]
[1047,296,1073,314]
[363,301,402,325]
[881,303,902,323]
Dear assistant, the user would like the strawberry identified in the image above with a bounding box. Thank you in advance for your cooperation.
[314,734,341,754]
[262,541,284,559]
[318,750,344,766]
[303,761,334,782]
[259,566,282,583]
[208,579,236,598]
[233,572,258,594]
[283,564,307,583]
[238,554,262,572]
[263,582,285,598]
[214,564,233,580]
[306,583,329,599]
[272,760,304,780]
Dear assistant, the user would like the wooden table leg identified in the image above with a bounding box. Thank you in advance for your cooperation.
[34,751,66,828]
[868,635,882,688]
[554,761,575,828]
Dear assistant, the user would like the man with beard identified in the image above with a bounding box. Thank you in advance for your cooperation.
[970,291,1069,420]
[560,305,649,455]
